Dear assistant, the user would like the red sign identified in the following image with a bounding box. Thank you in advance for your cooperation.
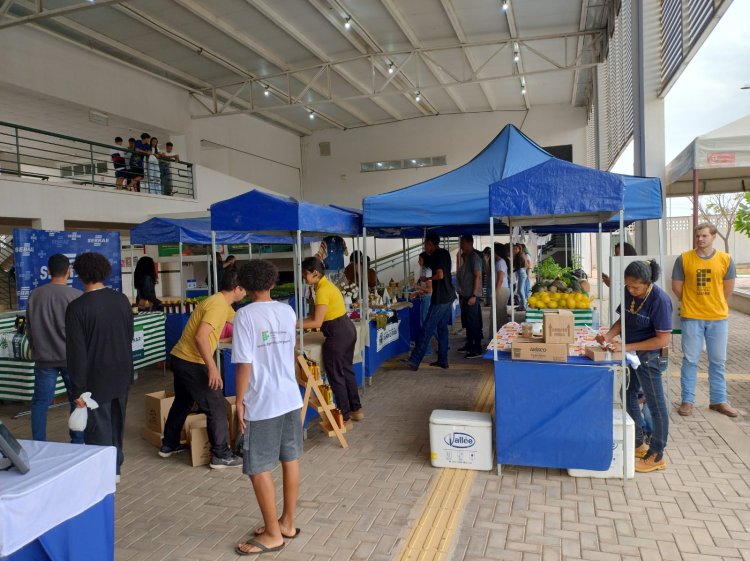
[706,152,736,166]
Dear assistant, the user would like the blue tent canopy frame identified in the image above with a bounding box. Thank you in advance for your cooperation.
[210,189,361,236]
[130,216,296,245]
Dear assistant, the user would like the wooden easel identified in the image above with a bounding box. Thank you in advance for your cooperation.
[296,354,348,449]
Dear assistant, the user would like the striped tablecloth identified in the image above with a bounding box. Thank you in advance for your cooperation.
[0,312,166,401]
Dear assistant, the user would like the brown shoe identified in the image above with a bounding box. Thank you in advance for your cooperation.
[350,409,364,421]
[634,443,649,459]
[677,402,693,416]
[709,403,738,417]
[635,451,666,473]
[343,419,353,430]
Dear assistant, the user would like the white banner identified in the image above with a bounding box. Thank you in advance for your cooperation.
[376,321,400,352]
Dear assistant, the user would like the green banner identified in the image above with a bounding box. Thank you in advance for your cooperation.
[158,244,180,257]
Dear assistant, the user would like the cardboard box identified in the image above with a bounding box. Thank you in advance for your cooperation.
[543,310,575,343]
[141,426,163,448]
[584,346,623,362]
[183,413,211,466]
[511,341,569,362]
[144,390,175,433]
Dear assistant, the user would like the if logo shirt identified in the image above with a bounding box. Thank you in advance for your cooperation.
[679,250,732,320]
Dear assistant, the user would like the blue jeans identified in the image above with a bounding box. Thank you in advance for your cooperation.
[626,350,669,454]
[680,318,729,404]
[31,367,84,444]
[419,294,432,356]
[409,302,453,367]
[515,269,528,308]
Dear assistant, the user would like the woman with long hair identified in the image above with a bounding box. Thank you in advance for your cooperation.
[494,243,511,328]
[133,256,162,311]
[301,257,362,428]
[512,244,528,310]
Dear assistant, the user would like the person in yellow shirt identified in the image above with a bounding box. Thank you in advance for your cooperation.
[160,269,247,468]
[672,222,737,418]
[301,257,362,428]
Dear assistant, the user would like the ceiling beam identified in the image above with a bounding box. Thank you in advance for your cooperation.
[571,0,590,106]
[439,0,496,111]
[0,0,125,30]
[242,0,386,125]
[502,1,530,110]
[380,0,463,113]
[7,1,313,135]
[194,61,600,120]
[0,0,15,20]
[307,0,433,116]
[113,3,346,131]
[172,0,364,127]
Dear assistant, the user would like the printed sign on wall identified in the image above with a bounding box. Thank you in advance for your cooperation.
[14,228,122,310]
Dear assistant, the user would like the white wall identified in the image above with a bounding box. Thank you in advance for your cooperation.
[0,26,301,197]
[301,106,588,207]
[0,165,280,230]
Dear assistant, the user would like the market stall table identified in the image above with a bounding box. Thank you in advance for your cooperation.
[0,312,166,401]
[365,305,410,381]
[0,440,116,561]
[490,351,616,471]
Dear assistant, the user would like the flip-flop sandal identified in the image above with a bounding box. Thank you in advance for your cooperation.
[234,538,285,556]
[253,527,301,539]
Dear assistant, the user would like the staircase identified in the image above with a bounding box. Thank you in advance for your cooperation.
[0,235,16,310]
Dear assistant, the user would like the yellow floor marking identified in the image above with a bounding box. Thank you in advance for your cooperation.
[396,365,495,561]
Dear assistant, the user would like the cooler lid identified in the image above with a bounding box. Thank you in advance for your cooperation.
[429,409,492,427]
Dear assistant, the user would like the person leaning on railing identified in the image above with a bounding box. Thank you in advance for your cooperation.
[158,141,180,196]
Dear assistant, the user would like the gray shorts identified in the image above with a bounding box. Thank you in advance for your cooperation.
[242,408,303,476]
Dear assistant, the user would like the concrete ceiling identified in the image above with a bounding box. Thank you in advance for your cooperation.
[1,0,616,136]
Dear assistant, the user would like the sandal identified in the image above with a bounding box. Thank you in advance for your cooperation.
[234,538,285,556]
[254,527,301,539]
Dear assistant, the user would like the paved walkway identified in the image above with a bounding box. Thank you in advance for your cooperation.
[1,310,749,561]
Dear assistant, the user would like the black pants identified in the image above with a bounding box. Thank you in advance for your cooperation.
[85,394,128,475]
[163,355,231,459]
[321,315,361,421]
[459,296,483,354]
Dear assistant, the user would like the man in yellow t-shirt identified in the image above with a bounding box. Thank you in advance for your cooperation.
[672,222,737,418]
[160,269,247,468]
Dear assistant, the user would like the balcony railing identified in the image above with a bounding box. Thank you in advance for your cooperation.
[0,121,195,199]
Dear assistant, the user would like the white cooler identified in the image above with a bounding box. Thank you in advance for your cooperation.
[568,409,635,479]
[429,410,493,471]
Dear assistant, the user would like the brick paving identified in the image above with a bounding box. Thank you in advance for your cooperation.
[1,309,749,560]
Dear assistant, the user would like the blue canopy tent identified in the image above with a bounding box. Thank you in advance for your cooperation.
[129,216,296,310]
[488,163,655,481]
[210,189,363,356]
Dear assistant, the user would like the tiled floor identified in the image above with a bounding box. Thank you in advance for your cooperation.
[2,310,749,560]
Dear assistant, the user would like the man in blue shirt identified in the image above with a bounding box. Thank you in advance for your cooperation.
[131,132,151,192]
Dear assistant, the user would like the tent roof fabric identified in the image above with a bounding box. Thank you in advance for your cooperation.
[130,217,294,245]
[666,113,750,196]
[211,190,361,236]
[363,125,551,230]
[489,159,625,226]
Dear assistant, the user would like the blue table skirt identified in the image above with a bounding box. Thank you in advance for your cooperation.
[164,312,190,356]
[494,357,614,471]
[365,307,410,378]
[8,494,114,561]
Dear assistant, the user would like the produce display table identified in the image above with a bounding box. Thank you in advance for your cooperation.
[365,306,410,380]
[0,440,116,561]
[0,312,166,401]
[525,307,594,326]
[490,351,615,471]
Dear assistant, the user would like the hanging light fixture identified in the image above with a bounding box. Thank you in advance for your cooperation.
[309,110,315,120]
[344,16,351,29]
[513,43,520,63]
[388,63,394,74]
[501,1,509,12]
[264,85,270,97]
[415,91,421,102]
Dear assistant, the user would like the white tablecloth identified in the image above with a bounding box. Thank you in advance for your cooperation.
[0,440,116,556]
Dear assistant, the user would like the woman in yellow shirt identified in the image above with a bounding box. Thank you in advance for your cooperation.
[301,257,362,428]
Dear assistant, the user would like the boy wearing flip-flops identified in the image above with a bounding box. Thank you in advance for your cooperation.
[232,260,303,555]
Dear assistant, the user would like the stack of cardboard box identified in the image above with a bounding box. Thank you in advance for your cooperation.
[511,310,575,362]
[141,390,239,467]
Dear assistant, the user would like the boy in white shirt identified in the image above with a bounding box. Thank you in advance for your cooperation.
[232,260,302,556]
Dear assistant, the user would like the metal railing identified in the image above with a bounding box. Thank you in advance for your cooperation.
[0,121,195,198]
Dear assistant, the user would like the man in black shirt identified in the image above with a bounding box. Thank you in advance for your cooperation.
[67,252,134,480]
[404,233,456,370]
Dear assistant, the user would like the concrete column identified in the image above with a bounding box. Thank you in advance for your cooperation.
[632,0,666,255]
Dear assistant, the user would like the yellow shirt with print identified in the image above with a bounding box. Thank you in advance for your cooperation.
[679,249,732,321]
[314,276,347,322]
[171,292,235,364]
